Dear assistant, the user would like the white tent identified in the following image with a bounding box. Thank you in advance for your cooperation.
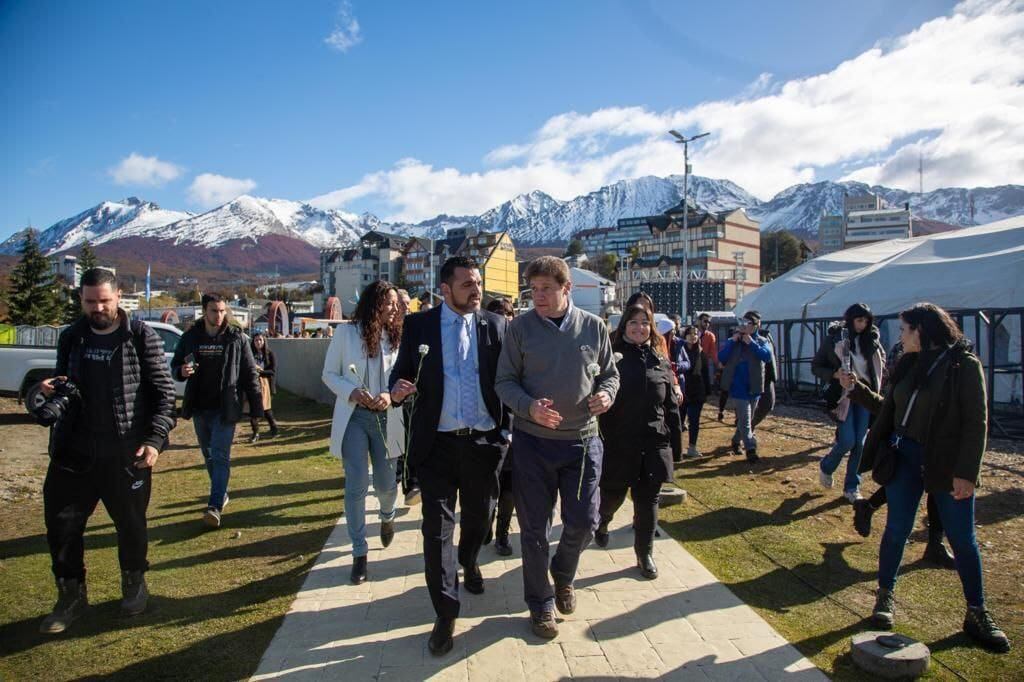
[736,216,1024,408]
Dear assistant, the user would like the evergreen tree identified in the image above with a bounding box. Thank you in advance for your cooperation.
[565,238,585,256]
[62,241,100,323]
[78,240,98,271]
[4,231,62,325]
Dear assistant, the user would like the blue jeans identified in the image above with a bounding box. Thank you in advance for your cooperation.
[820,403,869,492]
[341,407,398,558]
[512,429,602,615]
[731,397,759,450]
[194,409,236,511]
[878,436,985,608]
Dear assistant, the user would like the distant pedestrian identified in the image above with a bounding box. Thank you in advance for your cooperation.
[680,325,708,458]
[248,332,279,442]
[717,312,772,462]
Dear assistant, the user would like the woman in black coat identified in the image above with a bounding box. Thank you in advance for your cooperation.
[680,325,708,458]
[249,332,279,441]
[595,304,682,579]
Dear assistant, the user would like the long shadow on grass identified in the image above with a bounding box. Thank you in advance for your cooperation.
[662,492,846,542]
[682,444,830,480]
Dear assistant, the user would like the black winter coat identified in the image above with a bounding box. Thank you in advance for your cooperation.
[52,311,177,458]
[172,323,263,423]
[599,340,682,487]
[253,347,277,394]
[681,342,708,404]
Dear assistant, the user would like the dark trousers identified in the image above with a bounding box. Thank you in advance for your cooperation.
[718,389,729,414]
[44,440,152,580]
[684,402,704,446]
[512,429,602,615]
[495,467,515,538]
[751,382,775,428]
[868,486,945,541]
[418,431,503,619]
[599,476,662,555]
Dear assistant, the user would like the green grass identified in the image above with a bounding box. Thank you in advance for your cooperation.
[0,391,343,681]
[661,409,1023,680]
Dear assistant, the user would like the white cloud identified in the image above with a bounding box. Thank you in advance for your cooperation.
[310,0,1024,221]
[109,152,183,186]
[325,2,362,53]
[188,173,257,208]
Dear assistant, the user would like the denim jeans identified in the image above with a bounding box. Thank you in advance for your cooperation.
[878,436,985,608]
[685,402,704,446]
[512,429,602,615]
[193,409,237,510]
[731,398,759,450]
[820,402,869,493]
[341,407,398,558]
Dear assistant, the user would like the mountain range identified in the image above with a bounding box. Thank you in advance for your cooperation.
[3,177,1022,283]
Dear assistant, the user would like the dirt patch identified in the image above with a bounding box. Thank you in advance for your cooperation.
[0,398,50,502]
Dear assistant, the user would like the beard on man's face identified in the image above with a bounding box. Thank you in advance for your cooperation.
[89,310,117,330]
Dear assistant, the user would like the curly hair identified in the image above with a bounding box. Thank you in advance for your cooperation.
[352,281,402,357]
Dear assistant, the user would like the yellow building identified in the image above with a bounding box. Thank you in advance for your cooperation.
[458,230,518,303]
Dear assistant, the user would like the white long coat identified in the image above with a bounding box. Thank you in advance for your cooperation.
[321,322,405,459]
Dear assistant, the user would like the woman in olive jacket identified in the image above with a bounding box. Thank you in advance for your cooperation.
[595,305,682,580]
[861,303,1009,653]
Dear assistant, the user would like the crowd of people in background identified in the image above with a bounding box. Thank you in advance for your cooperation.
[29,261,1010,656]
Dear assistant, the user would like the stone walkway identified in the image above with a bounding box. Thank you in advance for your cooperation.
[252,491,827,681]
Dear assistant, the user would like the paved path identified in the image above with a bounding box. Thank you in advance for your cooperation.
[252,491,827,681]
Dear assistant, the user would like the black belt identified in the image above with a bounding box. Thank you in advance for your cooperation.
[441,428,490,438]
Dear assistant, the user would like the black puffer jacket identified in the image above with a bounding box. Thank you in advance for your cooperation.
[53,310,177,457]
[599,339,682,486]
[172,323,263,423]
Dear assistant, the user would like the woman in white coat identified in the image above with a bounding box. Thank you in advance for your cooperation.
[322,281,406,584]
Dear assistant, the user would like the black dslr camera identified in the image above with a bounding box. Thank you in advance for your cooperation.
[33,378,82,427]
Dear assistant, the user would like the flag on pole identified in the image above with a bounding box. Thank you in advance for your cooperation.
[145,263,152,300]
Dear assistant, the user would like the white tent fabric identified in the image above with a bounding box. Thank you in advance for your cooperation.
[736,215,1024,320]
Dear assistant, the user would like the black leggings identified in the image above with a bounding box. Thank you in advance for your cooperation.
[868,487,945,541]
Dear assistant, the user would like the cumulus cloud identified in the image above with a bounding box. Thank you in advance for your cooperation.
[109,152,183,186]
[325,2,362,53]
[310,0,1024,221]
[188,173,257,208]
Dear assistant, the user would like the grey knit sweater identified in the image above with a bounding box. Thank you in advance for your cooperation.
[495,305,619,440]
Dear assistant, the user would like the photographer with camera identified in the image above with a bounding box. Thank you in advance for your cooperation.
[717,311,772,462]
[37,268,177,633]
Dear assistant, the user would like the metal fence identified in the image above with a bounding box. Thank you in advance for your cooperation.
[762,307,1024,440]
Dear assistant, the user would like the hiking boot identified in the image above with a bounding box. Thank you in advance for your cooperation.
[380,520,395,548]
[637,552,658,580]
[819,468,834,489]
[923,539,956,569]
[530,610,558,639]
[203,507,222,529]
[495,534,513,557]
[853,498,874,537]
[685,445,702,459]
[554,582,576,615]
[963,606,1011,653]
[350,556,368,584]
[39,578,88,634]
[872,588,895,628]
[843,489,863,504]
[463,564,484,595]
[120,570,149,617]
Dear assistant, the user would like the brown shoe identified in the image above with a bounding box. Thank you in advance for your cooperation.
[530,610,558,639]
[554,582,576,615]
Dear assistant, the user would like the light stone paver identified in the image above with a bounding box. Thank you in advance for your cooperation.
[251,488,828,681]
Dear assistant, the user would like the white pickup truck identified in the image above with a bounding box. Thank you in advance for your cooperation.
[0,321,186,404]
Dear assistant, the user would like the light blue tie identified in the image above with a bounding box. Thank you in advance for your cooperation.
[458,316,479,427]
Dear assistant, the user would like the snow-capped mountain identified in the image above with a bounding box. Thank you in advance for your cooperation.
[5,179,1023,261]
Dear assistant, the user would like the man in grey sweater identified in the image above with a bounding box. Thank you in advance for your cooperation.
[495,256,619,639]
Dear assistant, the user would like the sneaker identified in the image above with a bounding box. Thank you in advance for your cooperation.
[203,507,222,529]
[872,588,895,628]
[819,468,834,489]
[404,485,421,506]
[685,445,702,459]
[963,606,1011,653]
[553,582,576,615]
[249,432,260,444]
[730,441,742,456]
[39,578,88,634]
[852,498,874,537]
[530,610,558,639]
[222,493,230,510]
[120,570,149,616]
[843,489,863,504]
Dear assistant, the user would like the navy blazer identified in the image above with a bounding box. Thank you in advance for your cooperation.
[389,305,509,467]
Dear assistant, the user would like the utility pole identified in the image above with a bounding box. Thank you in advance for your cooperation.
[669,130,710,322]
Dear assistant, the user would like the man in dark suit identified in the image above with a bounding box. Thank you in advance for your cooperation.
[389,256,509,656]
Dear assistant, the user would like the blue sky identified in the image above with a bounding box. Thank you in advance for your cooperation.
[7,0,1021,240]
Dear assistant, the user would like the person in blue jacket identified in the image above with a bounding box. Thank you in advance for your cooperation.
[718,311,772,462]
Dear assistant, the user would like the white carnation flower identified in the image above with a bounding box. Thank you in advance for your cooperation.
[418,344,430,356]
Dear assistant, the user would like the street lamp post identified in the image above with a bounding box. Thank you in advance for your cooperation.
[669,130,709,322]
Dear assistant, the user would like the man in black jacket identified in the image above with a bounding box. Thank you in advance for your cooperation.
[171,293,263,529]
[38,268,177,633]
[389,257,509,656]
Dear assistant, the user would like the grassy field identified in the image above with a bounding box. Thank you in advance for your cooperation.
[0,391,343,681]
[662,404,1023,680]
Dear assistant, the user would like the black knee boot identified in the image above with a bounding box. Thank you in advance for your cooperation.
[265,410,279,436]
